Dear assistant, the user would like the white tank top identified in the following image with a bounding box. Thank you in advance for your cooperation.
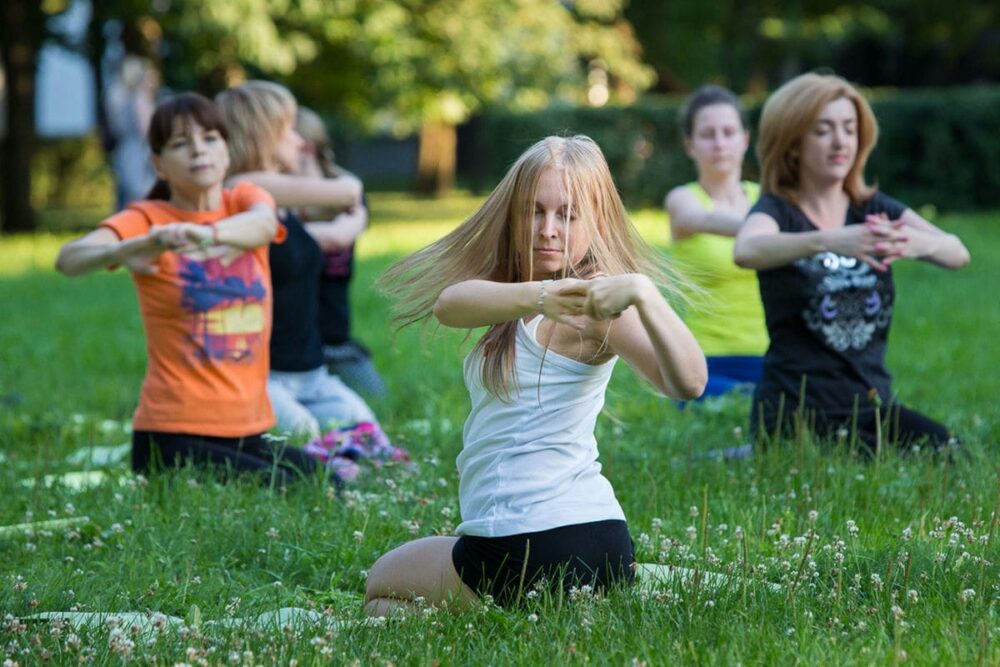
[456,316,626,536]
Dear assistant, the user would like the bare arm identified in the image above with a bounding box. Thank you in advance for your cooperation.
[55,205,278,276]
[55,227,168,276]
[885,209,970,269]
[585,275,707,399]
[228,171,362,210]
[665,187,746,240]
[211,202,279,250]
[305,205,368,252]
[433,279,590,329]
[733,212,906,272]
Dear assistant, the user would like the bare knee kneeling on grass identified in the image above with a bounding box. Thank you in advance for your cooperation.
[364,536,478,616]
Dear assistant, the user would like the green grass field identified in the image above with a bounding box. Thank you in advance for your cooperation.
[0,196,997,665]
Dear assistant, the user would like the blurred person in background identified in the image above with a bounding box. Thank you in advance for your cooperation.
[665,85,766,400]
[734,72,970,452]
[55,93,315,483]
[295,107,387,399]
[217,81,379,441]
[104,55,160,209]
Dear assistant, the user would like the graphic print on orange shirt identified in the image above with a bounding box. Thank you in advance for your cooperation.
[177,252,268,364]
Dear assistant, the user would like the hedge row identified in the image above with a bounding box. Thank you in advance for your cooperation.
[464,86,1000,212]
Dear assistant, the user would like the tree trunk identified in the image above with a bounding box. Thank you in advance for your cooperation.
[414,121,456,197]
[0,0,41,233]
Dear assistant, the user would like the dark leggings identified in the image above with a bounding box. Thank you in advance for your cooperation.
[132,431,317,485]
[752,400,956,452]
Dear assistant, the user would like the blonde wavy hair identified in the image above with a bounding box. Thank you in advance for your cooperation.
[215,80,296,174]
[380,135,687,398]
[757,72,878,205]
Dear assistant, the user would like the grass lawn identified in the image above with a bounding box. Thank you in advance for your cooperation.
[0,195,997,665]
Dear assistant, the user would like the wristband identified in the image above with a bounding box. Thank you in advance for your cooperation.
[537,279,553,315]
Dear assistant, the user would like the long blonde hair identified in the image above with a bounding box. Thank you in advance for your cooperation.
[757,72,878,205]
[215,80,296,174]
[380,135,686,398]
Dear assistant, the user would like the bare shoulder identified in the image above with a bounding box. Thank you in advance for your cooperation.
[665,184,698,212]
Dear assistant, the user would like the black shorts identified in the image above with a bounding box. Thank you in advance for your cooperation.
[451,519,635,606]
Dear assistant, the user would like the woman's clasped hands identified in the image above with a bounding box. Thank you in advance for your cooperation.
[122,223,215,274]
[542,275,654,329]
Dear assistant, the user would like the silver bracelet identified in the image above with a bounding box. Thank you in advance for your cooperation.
[537,279,553,314]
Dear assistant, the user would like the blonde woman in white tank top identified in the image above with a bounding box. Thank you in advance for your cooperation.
[366,136,707,615]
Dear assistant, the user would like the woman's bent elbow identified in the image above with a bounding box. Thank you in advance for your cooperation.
[732,245,755,269]
[681,375,708,401]
[54,252,82,277]
[432,297,455,326]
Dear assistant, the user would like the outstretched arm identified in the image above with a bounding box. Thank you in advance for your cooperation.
[665,187,746,240]
[733,212,910,272]
[55,205,278,276]
[228,171,362,210]
[56,226,174,276]
[433,279,591,329]
[306,205,368,252]
[211,202,280,250]
[586,275,707,400]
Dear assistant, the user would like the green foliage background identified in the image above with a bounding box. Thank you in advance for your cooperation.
[469,86,1000,210]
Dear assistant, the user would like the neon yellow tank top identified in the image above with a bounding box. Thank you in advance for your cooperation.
[669,181,768,356]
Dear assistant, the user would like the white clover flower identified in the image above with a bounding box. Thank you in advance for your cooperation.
[959,589,976,603]
[846,520,859,536]
[808,510,819,522]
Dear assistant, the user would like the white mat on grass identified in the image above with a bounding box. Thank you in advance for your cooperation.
[19,470,124,492]
[635,563,783,594]
[22,608,384,637]
[65,443,131,467]
[0,516,91,538]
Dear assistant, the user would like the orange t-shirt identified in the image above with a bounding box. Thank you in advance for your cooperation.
[101,182,285,437]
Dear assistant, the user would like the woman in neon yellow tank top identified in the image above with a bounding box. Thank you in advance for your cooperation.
[665,85,767,398]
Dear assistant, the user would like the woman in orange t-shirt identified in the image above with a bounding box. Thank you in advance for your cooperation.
[55,92,316,483]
